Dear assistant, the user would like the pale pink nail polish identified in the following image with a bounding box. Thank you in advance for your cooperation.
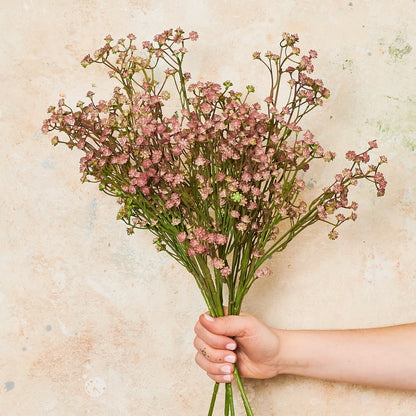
[226,343,236,350]
[204,314,214,322]
[225,355,236,363]
[223,375,232,382]
[221,365,231,374]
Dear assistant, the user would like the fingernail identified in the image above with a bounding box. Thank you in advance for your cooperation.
[225,355,236,363]
[223,374,232,382]
[226,343,236,350]
[221,365,232,374]
[204,314,214,322]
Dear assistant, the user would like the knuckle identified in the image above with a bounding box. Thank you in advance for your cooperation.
[194,321,200,334]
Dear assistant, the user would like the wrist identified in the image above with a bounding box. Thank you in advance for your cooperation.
[272,328,300,377]
[270,327,288,377]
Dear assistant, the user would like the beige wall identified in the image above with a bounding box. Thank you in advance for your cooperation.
[1,0,416,414]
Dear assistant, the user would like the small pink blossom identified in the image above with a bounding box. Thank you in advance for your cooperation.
[212,258,225,269]
[368,140,378,149]
[215,234,228,245]
[177,232,187,243]
[346,150,357,161]
[195,155,209,166]
[217,172,227,182]
[317,205,327,220]
[200,103,212,114]
[309,49,318,58]
[189,31,199,41]
[236,222,247,231]
[255,267,271,278]
[194,227,208,241]
[328,230,339,240]
[241,215,250,224]
[220,267,231,277]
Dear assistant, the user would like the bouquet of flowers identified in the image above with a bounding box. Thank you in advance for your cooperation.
[42,28,386,415]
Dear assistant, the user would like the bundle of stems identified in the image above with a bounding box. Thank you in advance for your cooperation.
[42,28,386,415]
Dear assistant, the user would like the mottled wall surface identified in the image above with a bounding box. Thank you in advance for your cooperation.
[1,0,416,415]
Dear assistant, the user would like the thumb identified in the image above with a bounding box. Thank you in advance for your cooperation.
[200,313,252,338]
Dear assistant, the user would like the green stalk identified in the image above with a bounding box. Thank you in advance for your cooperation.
[225,383,235,416]
[234,366,254,416]
[208,382,220,416]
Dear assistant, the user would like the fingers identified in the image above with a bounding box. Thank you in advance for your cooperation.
[194,316,237,351]
[193,312,255,382]
[194,345,236,383]
[193,336,237,364]
[198,312,252,339]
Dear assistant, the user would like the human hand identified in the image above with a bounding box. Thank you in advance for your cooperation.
[193,311,281,383]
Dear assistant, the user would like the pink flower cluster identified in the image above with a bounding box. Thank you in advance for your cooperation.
[43,28,387,282]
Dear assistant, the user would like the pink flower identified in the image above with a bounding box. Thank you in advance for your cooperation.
[177,232,187,243]
[220,267,231,277]
[336,213,346,222]
[368,140,378,149]
[362,152,370,163]
[241,215,250,223]
[194,227,208,241]
[212,258,225,269]
[195,155,208,166]
[193,244,207,254]
[215,234,228,245]
[217,172,227,182]
[200,187,213,200]
[328,230,339,240]
[200,103,212,114]
[303,129,314,144]
[317,205,327,220]
[236,222,247,231]
[165,193,181,209]
[189,31,199,41]
[309,49,318,58]
[241,172,252,182]
[346,150,357,161]
[255,267,272,278]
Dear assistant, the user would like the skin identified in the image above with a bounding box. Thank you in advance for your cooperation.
[194,312,416,390]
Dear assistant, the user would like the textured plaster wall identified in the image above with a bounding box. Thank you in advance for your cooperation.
[1,0,416,415]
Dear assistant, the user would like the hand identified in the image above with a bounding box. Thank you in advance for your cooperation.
[193,312,281,383]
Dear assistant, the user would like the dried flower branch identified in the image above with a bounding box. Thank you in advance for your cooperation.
[42,28,386,416]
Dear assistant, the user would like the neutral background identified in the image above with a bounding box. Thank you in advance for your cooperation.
[1,1,415,415]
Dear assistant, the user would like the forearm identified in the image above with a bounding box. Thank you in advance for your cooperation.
[275,323,416,390]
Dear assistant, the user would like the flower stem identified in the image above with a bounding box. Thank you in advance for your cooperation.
[225,382,235,416]
[234,366,254,416]
[208,382,219,416]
